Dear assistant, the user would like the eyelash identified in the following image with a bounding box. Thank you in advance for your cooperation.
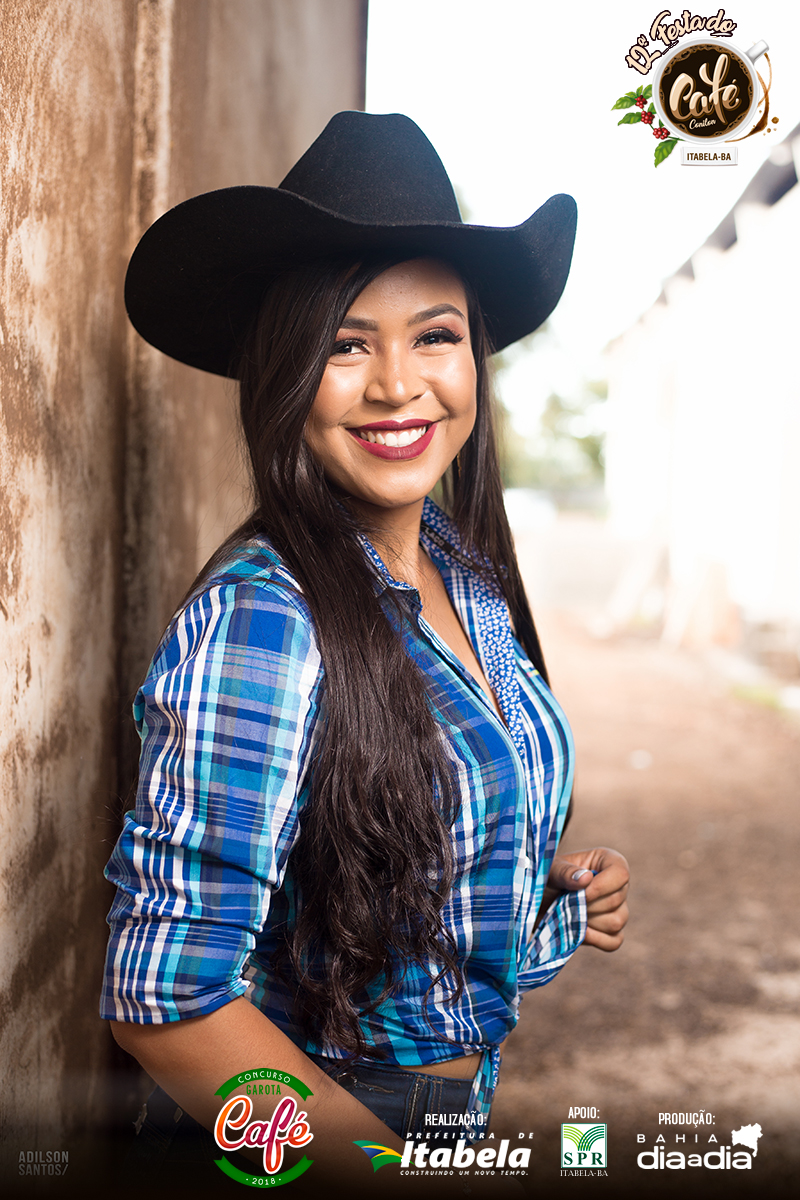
[417,327,464,347]
[331,336,368,356]
[330,327,464,356]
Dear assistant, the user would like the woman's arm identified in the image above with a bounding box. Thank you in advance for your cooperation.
[102,582,321,1023]
[111,996,403,1188]
[111,997,524,1197]
[103,584,404,1189]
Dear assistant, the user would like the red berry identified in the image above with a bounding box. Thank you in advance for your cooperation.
[635,96,646,109]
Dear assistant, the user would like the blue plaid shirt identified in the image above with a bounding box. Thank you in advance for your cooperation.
[101,499,586,1066]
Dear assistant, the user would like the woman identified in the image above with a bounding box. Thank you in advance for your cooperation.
[102,112,629,1194]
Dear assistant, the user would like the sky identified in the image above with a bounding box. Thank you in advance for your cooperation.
[366,0,800,433]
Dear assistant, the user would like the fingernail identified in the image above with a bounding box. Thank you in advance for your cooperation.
[572,869,592,881]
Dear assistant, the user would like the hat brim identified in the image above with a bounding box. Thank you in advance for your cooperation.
[124,186,577,377]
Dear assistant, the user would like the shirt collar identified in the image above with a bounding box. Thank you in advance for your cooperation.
[357,498,492,606]
[419,498,501,594]
[358,499,527,758]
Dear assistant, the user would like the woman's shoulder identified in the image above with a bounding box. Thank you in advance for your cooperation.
[201,535,301,600]
[152,537,317,672]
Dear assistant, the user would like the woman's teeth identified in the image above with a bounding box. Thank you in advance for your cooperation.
[359,426,428,447]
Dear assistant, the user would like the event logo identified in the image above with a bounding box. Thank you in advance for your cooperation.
[612,9,775,166]
[212,1068,314,1188]
[653,37,765,141]
[397,1138,532,1172]
[561,1123,607,1168]
[636,1115,762,1170]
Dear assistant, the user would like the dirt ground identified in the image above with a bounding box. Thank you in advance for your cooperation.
[491,604,800,1198]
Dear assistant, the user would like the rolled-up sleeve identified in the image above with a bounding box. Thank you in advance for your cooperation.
[517,889,587,992]
[100,580,322,1024]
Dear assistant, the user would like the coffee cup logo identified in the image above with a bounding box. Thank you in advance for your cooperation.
[654,38,765,141]
[614,14,774,165]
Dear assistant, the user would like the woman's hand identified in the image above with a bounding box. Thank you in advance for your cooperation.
[545,848,630,951]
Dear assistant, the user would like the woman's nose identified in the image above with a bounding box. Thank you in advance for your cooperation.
[363,348,424,406]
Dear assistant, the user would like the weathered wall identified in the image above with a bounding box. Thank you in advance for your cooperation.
[0,0,366,1180]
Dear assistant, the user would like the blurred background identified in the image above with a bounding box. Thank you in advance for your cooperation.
[367,3,800,1195]
[1,1,798,1195]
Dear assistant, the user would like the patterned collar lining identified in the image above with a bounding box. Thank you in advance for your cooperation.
[357,498,485,590]
[357,499,527,758]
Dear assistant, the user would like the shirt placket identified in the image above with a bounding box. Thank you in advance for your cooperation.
[419,543,537,940]
[360,522,539,959]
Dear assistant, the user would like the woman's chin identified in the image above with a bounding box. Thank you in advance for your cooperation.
[345,490,430,517]
[336,471,441,515]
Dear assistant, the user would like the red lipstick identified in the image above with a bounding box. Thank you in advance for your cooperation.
[347,421,437,460]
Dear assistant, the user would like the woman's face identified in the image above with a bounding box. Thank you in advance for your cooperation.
[304,258,477,517]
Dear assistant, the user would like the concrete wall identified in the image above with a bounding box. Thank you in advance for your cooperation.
[0,0,366,1182]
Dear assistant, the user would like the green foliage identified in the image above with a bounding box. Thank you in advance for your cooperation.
[612,84,650,110]
[655,137,679,166]
[498,385,607,492]
[618,112,642,125]
[493,324,607,495]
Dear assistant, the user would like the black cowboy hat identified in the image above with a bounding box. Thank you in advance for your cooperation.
[125,111,577,377]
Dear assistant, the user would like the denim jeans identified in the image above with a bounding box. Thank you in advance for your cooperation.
[306,1052,490,1145]
[122,1056,492,1190]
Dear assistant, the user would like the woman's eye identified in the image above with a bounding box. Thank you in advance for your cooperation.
[331,338,367,356]
[416,328,464,347]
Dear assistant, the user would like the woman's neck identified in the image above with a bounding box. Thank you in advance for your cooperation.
[348,497,427,589]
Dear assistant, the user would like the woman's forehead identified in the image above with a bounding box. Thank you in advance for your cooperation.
[345,258,468,319]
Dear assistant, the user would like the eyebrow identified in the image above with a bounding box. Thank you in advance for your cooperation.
[409,303,466,325]
[338,315,379,331]
[338,302,467,332]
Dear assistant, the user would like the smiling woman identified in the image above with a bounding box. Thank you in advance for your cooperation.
[103,112,629,1196]
[305,260,477,514]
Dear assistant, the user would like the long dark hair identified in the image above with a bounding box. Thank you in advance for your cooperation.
[196,254,548,1058]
